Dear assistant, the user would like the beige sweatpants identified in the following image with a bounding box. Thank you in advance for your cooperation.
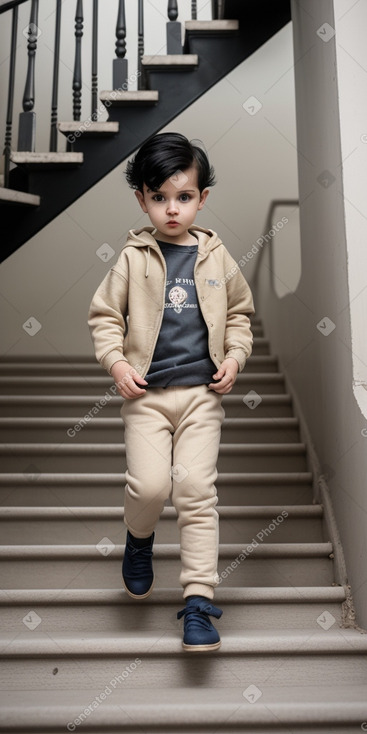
[120,384,225,600]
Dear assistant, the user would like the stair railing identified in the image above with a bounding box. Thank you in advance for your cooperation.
[252,198,299,292]
[1,0,221,189]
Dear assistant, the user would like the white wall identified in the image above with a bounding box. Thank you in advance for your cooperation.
[0,21,298,362]
[255,0,367,629]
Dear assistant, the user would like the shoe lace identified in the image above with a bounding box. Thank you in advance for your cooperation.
[177,600,223,627]
[126,543,153,575]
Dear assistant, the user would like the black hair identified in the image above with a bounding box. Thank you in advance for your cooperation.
[125,132,216,193]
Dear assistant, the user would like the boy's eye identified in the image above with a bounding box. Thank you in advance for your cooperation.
[151,193,192,203]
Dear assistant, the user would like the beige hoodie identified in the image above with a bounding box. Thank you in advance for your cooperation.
[87,225,255,378]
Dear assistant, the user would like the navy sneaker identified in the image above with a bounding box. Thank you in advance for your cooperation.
[122,530,154,599]
[177,595,223,651]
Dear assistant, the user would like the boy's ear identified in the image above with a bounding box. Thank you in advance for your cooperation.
[198,188,209,210]
[135,189,148,213]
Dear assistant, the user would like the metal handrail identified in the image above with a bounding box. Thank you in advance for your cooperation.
[252,198,299,286]
[0,0,28,14]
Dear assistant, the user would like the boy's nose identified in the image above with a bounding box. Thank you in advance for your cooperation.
[166,200,179,214]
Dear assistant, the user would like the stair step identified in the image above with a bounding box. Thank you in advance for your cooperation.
[0,586,346,632]
[58,121,119,137]
[247,324,264,337]
[0,188,40,206]
[250,337,271,355]
[1,685,366,733]
[0,353,275,373]
[0,416,301,443]
[10,152,83,169]
[0,372,286,395]
[0,471,314,507]
[0,442,309,473]
[185,19,240,33]
[0,392,294,418]
[0,505,324,544]
[1,629,366,689]
[0,543,334,589]
[99,89,159,106]
[142,54,199,70]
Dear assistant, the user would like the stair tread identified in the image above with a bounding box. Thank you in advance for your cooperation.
[0,393,293,404]
[0,353,272,366]
[10,152,83,166]
[0,586,346,604]
[2,686,367,726]
[2,628,367,655]
[142,54,198,66]
[99,90,159,106]
[0,416,299,426]
[0,504,322,519]
[0,471,314,484]
[0,188,41,206]
[0,442,307,452]
[58,121,119,137]
[185,19,239,31]
[0,370,282,383]
[0,542,333,558]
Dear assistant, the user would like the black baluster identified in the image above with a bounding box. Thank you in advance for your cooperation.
[72,0,83,122]
[49,0,62,152]
[167,0,182,54]
[113,0,128,90]
[3,5,18,186]
[191,1,197,20]
[91,0,98,120]
[212,0,225,19]
[218,0,225,18]
[18,0,39,151]
[137,0,144,90]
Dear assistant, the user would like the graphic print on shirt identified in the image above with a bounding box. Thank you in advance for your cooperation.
[168,285,188,314]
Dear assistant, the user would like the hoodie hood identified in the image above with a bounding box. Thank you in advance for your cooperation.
[122,225,223,277]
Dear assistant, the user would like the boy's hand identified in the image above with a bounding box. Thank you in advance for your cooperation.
[111,360,148,399]
[208,357,239,394]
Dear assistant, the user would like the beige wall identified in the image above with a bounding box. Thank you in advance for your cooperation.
[0,21,298,362]
[255,0,367,629]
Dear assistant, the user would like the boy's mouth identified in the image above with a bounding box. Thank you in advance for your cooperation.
[167,221,179,227]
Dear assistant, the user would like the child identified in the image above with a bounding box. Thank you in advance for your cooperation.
[87,132,255,652]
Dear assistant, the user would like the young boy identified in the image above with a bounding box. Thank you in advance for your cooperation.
[87,132,255,652]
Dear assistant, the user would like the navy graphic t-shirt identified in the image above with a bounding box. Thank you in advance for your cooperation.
[144,240,218,387]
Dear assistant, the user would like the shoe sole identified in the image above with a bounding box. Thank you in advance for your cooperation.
[182,640,221,652]
[122,577,154,600]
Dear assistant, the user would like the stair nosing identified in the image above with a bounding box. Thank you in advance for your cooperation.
[0,372,285,384]
[0,442,308,455]
[1,697,367,726]
[0,504,322,520]
[0,586,346,605]
[0,471,314,485]
[2,694,366,726]
[0,416,299,426]
[0,542,333,559]
[2,628,367,657]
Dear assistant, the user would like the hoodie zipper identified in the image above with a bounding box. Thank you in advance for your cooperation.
[143,245,167,375]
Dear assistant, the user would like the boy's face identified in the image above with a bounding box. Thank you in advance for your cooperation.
[135,165,209,244]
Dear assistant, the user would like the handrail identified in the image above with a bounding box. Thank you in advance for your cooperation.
[0,0,28,14]
[252,198,299,287]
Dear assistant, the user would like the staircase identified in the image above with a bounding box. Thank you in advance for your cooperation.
[0,316,366,732]
[0,0,292,261]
